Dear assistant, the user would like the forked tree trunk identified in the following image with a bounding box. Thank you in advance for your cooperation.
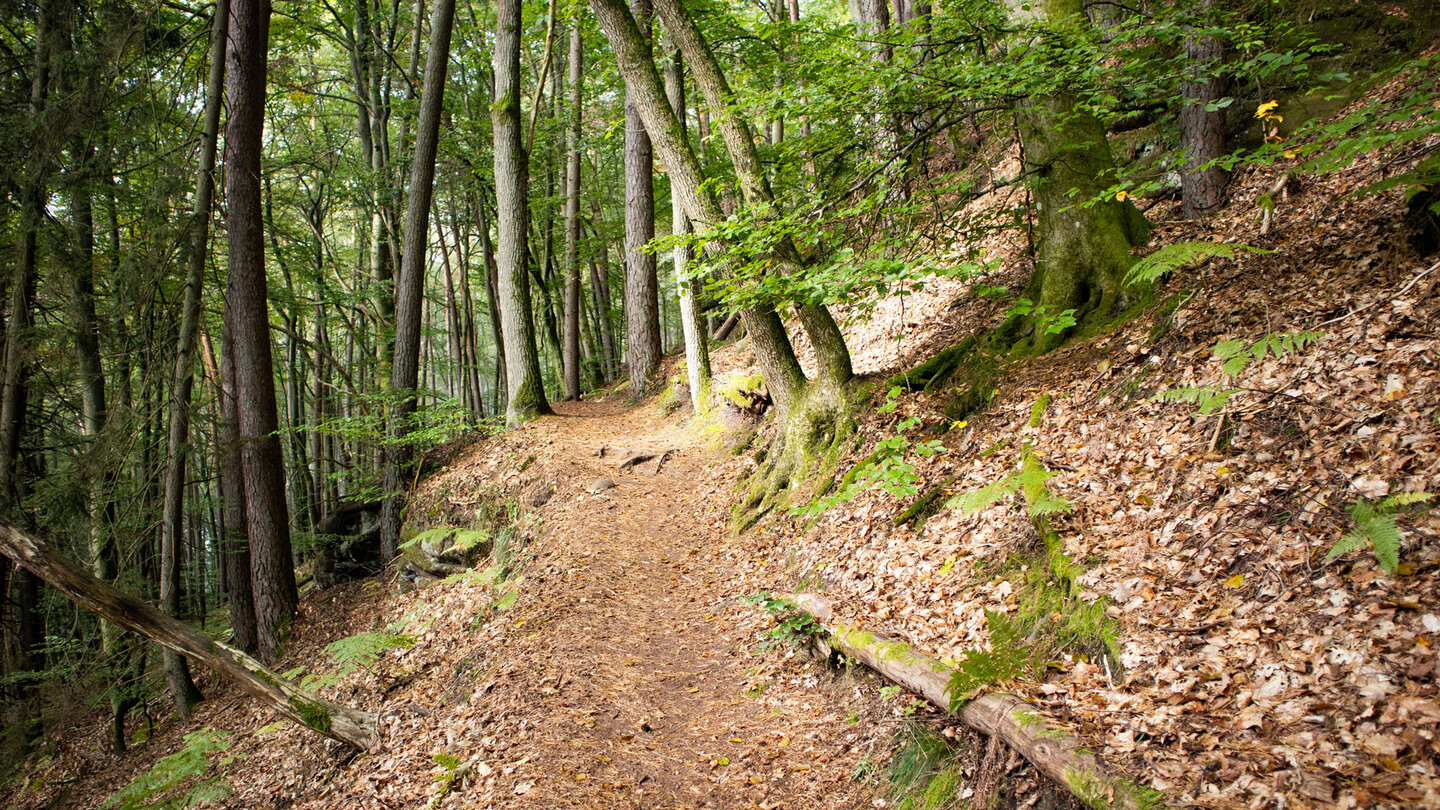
[225,0,297,661]
[650,0,852,388]
[0,519,377,750]
[562,22,584,400]
[381,0,457,561]
[624,0,661,398]
[495,0,552,424]
[1007,0,1150,352]
[591,0,807,410]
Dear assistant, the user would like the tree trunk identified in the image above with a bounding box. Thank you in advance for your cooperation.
[623,0,661,399]
[0,518,378,750]
[157,0,232,719]
[225,0,297,661]
[590,0,807,410]
[663,37,710,412]
[1004,0,1150,352]
[494,0,552,425]
[1179,0,1228,219]
[562,22,585,400]
[381,0,457,561]
[209,324,258,655]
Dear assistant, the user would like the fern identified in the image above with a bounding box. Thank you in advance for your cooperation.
[1212,331,1323,376]
[947,447,1071,518]
[302,632,415,690]
[1152,385,1237,416]
[1326,491,1433,575]
[1124,242,1270,289]
[104,729,233,810]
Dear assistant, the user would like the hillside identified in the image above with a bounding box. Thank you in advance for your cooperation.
[5,29,1440,810]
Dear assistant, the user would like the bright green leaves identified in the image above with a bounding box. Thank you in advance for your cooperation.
[104,729,235,810]
[1327,491,1434,575]
[1211,331,1323,376]
[1122,241,1271,289]
[948,447,1071,519]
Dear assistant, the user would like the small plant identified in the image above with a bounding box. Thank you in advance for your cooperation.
[103,729,235,810]
[1327,492,1433,575]
[795,388,944,517]
[425,752,471,809]
[1153,330,1323,416]
[741,592,824,653]
[1006,298,1077,336]
[298,632,415,691]
[1123,241,1271,289]
[948,446,1071,518]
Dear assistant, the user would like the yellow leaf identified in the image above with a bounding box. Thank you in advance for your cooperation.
[1215,466,1229,477]
[1379,757,1402,772]
[730,738,743,743]
[1255,100,1279,118]
[716,756,730,766]
[687,687,700,693]
[1115,190,1129,201]
[1225,574,1244,588]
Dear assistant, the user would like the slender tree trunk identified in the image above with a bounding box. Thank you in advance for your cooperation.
[494,0,552,424]
[623,0,661,398]
[225,0,297,661]
[1180,0,1228,219]
[382,0,457,561]
[207,325,257,655]
[157,0,232,718]
[588,206,619,380]
[663,37,710,412]
[562,22,584,400]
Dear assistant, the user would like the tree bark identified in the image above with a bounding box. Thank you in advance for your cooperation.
[157,0,232,718]
[495,0,552,424]
[225,0,297,661]
[1179,0,1228,219]
[562,22,585,400]
[0,518,378,750]
[591,0,807,409]
[381,0,457,561]
[794,594,1151,810]
[623,0,661,399]
[663,37,710,412]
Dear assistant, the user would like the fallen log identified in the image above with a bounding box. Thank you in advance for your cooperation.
[792,594,1152,810]
[0,516,378,750]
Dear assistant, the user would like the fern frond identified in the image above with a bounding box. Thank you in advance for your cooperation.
[324,632,416,673]
[1382,491,1434,510]
[1324,530,1367,562]
[949,475,1018,516]
[1152,386,1236,415]
[1124,242,1269,289]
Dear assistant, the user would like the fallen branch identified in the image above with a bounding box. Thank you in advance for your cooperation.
[792,594,1153,810]
[0,517,378,750]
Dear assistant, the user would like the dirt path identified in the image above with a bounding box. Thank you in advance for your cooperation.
[458,400,884,809]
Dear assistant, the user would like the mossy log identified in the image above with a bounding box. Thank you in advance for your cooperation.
[0,517,378,750]
[793,594,1154,810]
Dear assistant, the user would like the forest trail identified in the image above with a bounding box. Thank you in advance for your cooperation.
[423,399,881,809]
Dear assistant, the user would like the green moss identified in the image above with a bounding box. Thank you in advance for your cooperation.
[1064,765,1167,810]
[720,374,765,408]
[1029,394,1053,428]
[292,700,332,736]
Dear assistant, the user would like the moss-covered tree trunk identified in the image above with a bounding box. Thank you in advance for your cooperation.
[1009,0,1150,352]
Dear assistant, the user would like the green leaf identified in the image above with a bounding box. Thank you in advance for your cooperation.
[1124,242,1270,289]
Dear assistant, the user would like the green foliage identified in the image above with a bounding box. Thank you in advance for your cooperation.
[1327,492,1433,575]
[741,592,825,653]
[1154,332,1324,415]
[400,526,490,555]
[425,752,469,810]
[103,729,234,810]
[948,445,1072,519]
[795,389,944,517]
[1006,299,1077,336]
[300,632,415,691]
[1123,242,1271,289]
[884,726,962,810]
[1211,331,1324,376]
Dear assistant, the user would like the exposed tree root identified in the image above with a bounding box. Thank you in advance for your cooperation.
[730,382,856,534]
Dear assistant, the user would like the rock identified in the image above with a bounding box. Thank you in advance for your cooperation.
[587,478,616,494]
